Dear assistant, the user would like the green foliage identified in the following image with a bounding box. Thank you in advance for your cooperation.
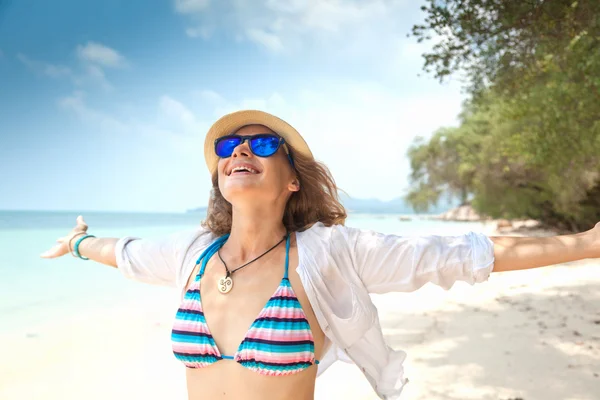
[406,0,600,232]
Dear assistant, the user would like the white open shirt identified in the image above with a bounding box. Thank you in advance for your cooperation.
[115,222,495,399]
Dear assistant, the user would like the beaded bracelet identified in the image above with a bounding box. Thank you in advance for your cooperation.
[68,231,87,258]
[74,234,96,260]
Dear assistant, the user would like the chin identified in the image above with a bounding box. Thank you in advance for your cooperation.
[222,181,264,198]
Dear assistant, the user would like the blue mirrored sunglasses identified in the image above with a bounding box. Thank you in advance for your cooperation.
[214,133,295,168]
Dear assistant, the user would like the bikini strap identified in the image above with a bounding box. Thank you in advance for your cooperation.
[196,234,229,277]
[283,233,291,279]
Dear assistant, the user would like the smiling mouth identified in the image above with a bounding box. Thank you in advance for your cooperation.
[228,166,260,176]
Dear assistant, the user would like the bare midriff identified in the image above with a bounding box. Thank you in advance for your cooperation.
[185,360,319,399]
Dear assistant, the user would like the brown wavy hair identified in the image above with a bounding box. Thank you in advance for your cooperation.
[203,146,347,236]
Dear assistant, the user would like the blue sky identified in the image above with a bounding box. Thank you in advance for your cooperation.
[0,0,465,212]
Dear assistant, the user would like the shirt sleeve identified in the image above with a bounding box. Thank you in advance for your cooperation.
[114,230,203,288]
[345,226,496,293]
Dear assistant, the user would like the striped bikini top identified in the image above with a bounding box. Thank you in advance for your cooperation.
[171,234,319,376]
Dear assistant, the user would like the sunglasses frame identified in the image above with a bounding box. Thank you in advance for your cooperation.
[214,133,295,168]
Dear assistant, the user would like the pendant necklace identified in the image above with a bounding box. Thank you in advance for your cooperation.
[216,234,287,294]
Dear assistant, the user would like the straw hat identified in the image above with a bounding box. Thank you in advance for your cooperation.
[204,110,314,174]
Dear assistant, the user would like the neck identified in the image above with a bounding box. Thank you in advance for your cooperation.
[224,204,288,262]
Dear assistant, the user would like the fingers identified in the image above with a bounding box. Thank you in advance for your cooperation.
[40,244,62,259]
[40,216,88,259]
[76,215,88,230]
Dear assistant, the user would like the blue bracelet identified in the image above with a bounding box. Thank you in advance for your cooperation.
[74,234,96,260]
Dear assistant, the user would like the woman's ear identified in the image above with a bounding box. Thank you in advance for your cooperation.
[288,177,300,192]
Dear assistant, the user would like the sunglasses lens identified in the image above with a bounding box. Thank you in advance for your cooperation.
[250,135,280,157]
[215,136,241,157]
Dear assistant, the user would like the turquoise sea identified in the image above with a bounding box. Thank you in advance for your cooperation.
[0,210,494,335]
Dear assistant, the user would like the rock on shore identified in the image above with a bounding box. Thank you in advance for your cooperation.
[431,204,491,222]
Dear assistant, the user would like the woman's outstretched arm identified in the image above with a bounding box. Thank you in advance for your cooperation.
[489,222,599,273]
[40,215,118,267]
[340,221,599,294]
[40,215,207,288]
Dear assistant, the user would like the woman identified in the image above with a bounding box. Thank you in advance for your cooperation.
[41,110,600,400]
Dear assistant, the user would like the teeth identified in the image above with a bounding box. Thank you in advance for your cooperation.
[231,166,257,174]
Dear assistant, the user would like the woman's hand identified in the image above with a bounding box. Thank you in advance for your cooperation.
[40,215,89,259]
[490,220,600,273]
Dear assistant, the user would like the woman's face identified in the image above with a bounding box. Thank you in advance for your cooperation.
[217,124,299,207]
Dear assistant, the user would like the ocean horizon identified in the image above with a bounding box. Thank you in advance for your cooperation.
[0,208,445,229]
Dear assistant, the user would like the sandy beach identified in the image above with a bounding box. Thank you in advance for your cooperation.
[1,225,599,400]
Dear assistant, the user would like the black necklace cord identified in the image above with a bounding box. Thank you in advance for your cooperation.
[218,234,287,277]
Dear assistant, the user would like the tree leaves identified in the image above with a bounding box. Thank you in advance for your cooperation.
[405,0,600,232]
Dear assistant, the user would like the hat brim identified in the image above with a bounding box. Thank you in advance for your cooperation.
[204,110,313,174]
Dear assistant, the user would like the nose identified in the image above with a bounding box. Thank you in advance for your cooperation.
[231,138,251,159]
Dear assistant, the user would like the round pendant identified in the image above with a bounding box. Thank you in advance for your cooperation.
[218,276,233,294]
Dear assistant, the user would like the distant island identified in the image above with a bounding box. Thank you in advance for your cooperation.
[186,193,458,215]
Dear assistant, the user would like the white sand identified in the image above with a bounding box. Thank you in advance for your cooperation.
[2,229,599,400]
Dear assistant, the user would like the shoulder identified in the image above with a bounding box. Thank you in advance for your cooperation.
[298,222,355,243]
[171,226,220,269]
[177,226,218,251]
[170,227,218,291]
[296,223,359,273]
[298,222,370,253]
[114,226,217,290]
[133,226,217,256]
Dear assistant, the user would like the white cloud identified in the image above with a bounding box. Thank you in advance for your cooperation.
[159,95,196,127]
[57,92,211,212]
[76,42,127,68]
[42,64,72,78]
[175,0,210,14]
[58,91,128,131]
[17,53,73,78]
[170,0,432,89]
[58,91,86,110]
[59,91,207,154]
[18,43,125,91]
[290,84,462,197]
[290,0,387,32]
[185,26,213,38]
[72,42,128,90]
[174,0,409,55]
[80,64,113,91]
[246,28,285,52]
[196,89,226,105]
